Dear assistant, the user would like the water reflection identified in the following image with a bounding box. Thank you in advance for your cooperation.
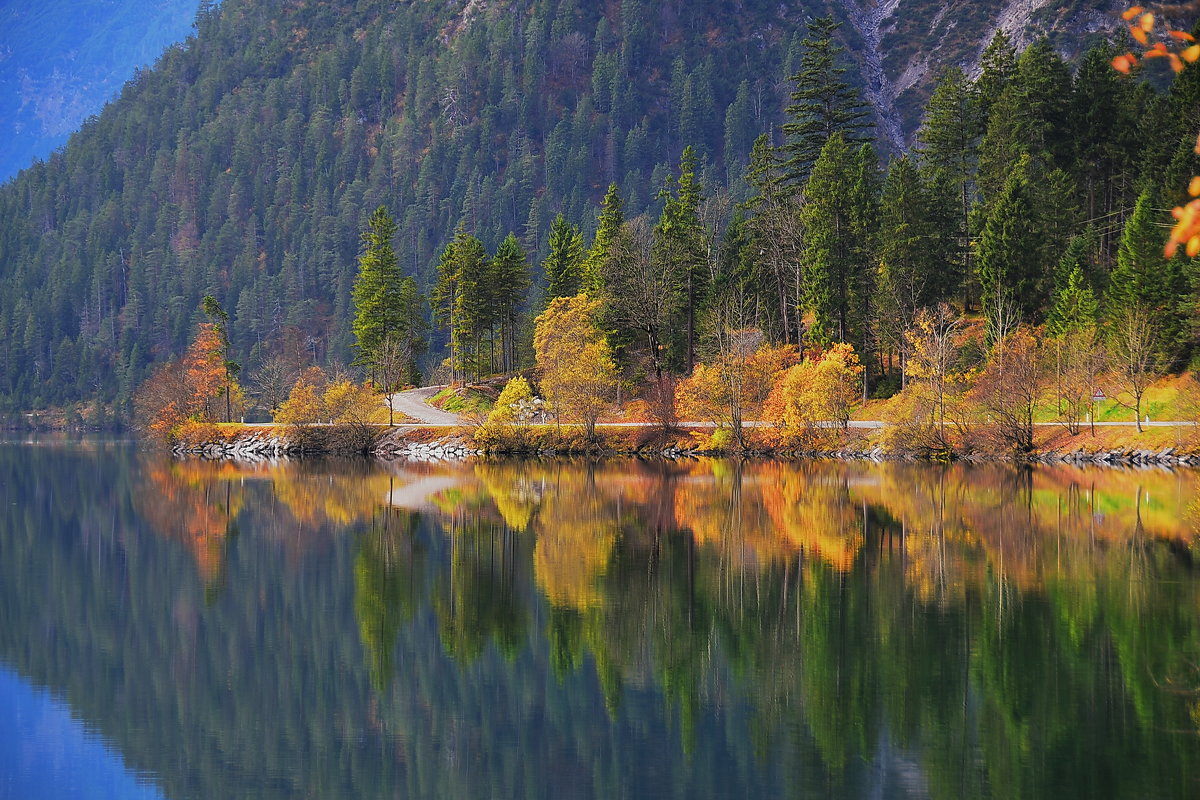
[2,443,1200,798]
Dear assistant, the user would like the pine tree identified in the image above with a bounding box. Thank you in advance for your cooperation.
[653,146,706,370]
[878,156,945,327]
[1107,190,1187,362]
[975,30,1016,123]
[490,233,531,372]
[977,157,1046,324]
[581,184,624,296]
[799,133,865,346]
[780,17,873,189]
[1046,263,1098,337]
[543,214,585,300]
[918,67,980,301]
[433,225,491,381]
[351,206,407,379]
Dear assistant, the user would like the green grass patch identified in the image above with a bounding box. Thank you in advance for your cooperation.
[430,386,495,415]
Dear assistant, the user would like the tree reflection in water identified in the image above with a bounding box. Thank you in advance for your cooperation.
[2,442,1200,799]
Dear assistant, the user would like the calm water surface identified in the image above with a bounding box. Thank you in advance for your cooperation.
[2,438,1200,799]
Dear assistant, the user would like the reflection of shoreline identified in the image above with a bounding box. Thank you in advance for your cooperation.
[134,455,1200,599]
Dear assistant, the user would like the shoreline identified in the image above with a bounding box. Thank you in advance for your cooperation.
[164,422,1200,468]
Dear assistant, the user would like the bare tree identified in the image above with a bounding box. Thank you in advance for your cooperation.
[376,333,414,426]
[972,326,1046,453]
[904,304,965,443]
[247,355,297,417]
[604,217,682,382]
[1108,305,1162,433]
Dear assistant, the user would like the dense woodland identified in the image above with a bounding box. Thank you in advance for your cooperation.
[0,0,1197,423]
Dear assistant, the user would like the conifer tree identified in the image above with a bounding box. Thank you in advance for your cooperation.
[1047,263,1098,338]
[1107,190,1187,362]
[433,225,491,381]
[799,133,864,346]
[543,214,585,300]
[653,146,706,370]
[351,206,408,380]
[975,31,1017,123]
[780,17,873,188]
[977,157,1045,324]
[581,184,624,296]
[878,156,945,333]
[201,295,239,422]
[918,67,980,300]
[490,233,532,372]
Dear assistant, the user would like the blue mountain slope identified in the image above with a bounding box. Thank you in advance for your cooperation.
[0,0,200,181]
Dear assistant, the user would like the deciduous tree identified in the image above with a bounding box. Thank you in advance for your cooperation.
[533,295,616,438]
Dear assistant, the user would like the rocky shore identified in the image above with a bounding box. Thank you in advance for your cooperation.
[167,423,1200,468]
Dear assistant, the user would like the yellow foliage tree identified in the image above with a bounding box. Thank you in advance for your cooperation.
[903,304,968,439]
[533,295,616,438]
[766,343,863,431]
[274,379,326,425]
[675,330,798,447]
[324,380,382,425]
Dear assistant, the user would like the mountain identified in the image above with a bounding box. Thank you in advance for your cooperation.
[0,0,1143,414]
[0,0,201,181]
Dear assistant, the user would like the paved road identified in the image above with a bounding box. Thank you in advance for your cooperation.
[386,386,463,425]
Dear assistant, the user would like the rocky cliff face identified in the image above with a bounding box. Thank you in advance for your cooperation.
[835,0,1124,146]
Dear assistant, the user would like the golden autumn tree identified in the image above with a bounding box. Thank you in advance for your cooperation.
[675,330,798,447]
[903,304,968,440]
[533,295,616,438]
[274,374,327,425]
[766,343,864,431]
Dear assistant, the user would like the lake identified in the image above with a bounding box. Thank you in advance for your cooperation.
[2,438,1199,799]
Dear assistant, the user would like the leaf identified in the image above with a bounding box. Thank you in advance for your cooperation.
[1183,45,1200,62]
[1122,5,1145,21]
[1189,176,1200,197]
[1170,53,1184,72]
[1112,54,1135,73]
[1139,12,1155,32]
[1169,30,1196,42]
[1130,26,1149,45]
[1188,236,1200,258]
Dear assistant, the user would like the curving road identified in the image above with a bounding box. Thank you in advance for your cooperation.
[386,386,463,425]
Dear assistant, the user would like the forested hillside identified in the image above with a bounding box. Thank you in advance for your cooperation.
[0,0,1182,418]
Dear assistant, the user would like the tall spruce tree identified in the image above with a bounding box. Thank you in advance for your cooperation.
[878,156,946,327]
[1107,190,1187,363]
[977,157,1046,324]
[918,67,981,303]
[490,234,532,373]
[799,133,865,346]
[581,184,624,296]
[780,17,873,189]
[653,146,706,371]
[433,225,491,381]
[351,206,407,379]
[543,214,585,300]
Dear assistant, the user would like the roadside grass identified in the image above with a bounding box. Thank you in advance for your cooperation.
[430,385,496,414]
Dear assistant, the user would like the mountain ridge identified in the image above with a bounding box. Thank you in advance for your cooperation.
[0,0,1142,414]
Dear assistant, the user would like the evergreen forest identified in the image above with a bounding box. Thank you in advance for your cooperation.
[0,0,1197,421]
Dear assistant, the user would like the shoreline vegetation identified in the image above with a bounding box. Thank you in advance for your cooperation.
[163,416,1200,467]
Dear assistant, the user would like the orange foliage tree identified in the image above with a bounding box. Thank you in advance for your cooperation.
[133,321,234,441]
[765,343,864,431]
[675,330,798,446]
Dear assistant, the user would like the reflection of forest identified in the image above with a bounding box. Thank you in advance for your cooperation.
[4,443,1200,799]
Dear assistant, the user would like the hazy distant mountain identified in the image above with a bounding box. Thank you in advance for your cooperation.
[0,0,200,180]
